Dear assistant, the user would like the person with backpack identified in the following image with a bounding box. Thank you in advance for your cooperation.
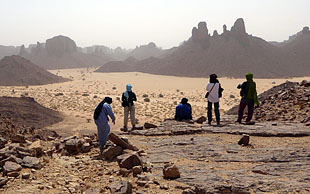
[94,97,115,156]
[121,84,137,131]
[175,98,192,121]
[236,73,259,125]
[206,74,223,126]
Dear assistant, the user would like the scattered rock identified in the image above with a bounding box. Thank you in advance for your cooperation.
[119,153,143,170]
[163,163,180,179]
[182,189,196,194]
[143,98,150,102]
[195,116,207,124]
[10,134,26,143]
[144,123,158,129]
[81,143,91,153]
[28,140,44,157]
[103,146,123,161]
[109,133,137,151]
[0,177,9,187]
[22,173,30,179]
[22,156,41,169]
[109,180,132,194]
[132,165,143,175]
[238,135,250,146]
[119,168,131,177]
[3,161,22,176]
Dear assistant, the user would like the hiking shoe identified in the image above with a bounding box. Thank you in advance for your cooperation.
[120,126,128,132]
[208,121,212,125]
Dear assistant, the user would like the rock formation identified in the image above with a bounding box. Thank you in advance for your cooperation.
[45,35,77,57]
[0,55,69,86]
[97,18,310,78]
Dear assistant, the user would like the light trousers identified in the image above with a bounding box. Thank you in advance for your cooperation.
[124,104,135,127]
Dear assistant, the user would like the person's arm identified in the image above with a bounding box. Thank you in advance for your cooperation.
[121,93,126,102]
[133,92,137,101]
[105,104,116,123]
[206,83,211,92]
[175,105,180,120]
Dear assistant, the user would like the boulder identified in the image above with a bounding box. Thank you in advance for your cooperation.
[109,133,137,151]
[144,123,158,129]
[119,153,143,170]
[238,135,250,146]
[109,180,132,194]
[119,168,131,177]
[3,161,22,176]
[195,116,207,124]
[163,163,180,179]
[22,156,41,169]
[103,146,123,161]
[22,173,30,179]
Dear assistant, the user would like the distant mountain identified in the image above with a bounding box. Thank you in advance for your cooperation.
[97,18,310,78]
[0,55,69,86]
[18,35,115,69]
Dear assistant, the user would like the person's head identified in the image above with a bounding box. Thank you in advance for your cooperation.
[181,98,188,104]
[104,97,112,104]
[246,73,253,82]
[209,74,218,83]
[126,84,132,92]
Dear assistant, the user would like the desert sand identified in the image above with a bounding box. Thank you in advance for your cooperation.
[0,67,309,136]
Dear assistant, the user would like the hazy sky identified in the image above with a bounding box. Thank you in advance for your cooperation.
[0,0,309,49]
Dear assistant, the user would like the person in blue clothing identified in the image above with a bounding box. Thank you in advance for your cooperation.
[93,97,116,156]
[175,98,192,121]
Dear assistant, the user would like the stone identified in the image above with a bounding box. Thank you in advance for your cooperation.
[109,180,132,194]
[144,123,158,129]
[28,140,44,157]
[119,168,131,177]
[22,156,41,169]
[109,133,137,151]
[182,189,196,194]
[136,180,147,187]
[132,165,143,175]
[160,184,169,190]
[22,173,30,179]
[0,137,8,149]
[119,153,143,170]
[65,138,82,154]
[3,161,22,176]
[0,177,8,187]
[103,146,123,161]
[195,116,207,124]
[163,163,180,179]
[238,135,250,146]
[10,134,26,143]
[81,143,91,153]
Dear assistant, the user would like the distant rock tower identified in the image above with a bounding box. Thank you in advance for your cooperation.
[45,35,77,57]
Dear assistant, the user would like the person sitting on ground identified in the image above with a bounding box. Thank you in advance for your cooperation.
[175,98,192,121]
[206,74,222,126]
[121,84,137,131]
[93,97,115,157]
[236,73,259,125]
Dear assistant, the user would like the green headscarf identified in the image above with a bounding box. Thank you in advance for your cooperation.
[246,73,259,105]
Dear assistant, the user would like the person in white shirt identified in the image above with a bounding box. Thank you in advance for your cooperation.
[206,74,222,126]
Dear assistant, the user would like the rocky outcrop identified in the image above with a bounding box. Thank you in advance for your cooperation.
[45,35,77,57]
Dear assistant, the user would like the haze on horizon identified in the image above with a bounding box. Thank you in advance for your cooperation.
[0,0,309,49]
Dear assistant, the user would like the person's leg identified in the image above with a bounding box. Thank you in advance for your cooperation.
[130,105,136,127]
[214,102,220,125]
[246,103,254,122]
[123,107,129,128]
[96,124,105,153]
[207,101,212,124]
[237,102,247,122]
[101,124,110,146]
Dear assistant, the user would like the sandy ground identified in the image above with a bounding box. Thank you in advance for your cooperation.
[0,67,309,136]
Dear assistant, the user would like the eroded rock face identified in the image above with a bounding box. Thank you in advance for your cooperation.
[45,35,77,57]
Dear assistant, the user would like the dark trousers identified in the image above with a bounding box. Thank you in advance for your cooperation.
[208,101,220,124]
[237,102,254,122]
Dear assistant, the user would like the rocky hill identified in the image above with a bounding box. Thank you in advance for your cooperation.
[0,55,69,86]
[227,80,310,124]
[97,18,310,78]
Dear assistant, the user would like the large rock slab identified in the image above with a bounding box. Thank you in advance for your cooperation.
[22,156,41,169]
[102,146,123,161]
[119,153,142,170]
[3,161,22,177]
[109,133,137,151]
